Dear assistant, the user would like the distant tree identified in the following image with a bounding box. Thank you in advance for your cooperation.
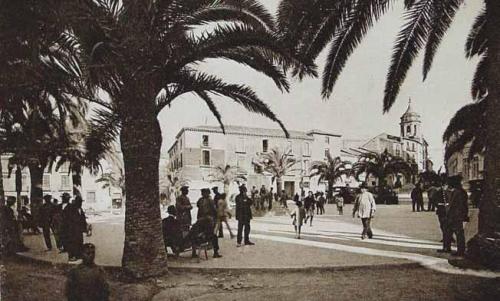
[309,152,352,202]
[353,149,415,189]
[96,168,125,202]
[160,171,189,205]
[208,164,247,196]
[253,147,298,197]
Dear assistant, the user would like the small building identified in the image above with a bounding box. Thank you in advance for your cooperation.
[446,142,484,189]
[167,125,343,197]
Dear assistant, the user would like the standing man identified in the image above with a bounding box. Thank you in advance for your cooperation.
[212,186,223,238]
[317,192,326,215]
[268,187,274,210]
[65,196,88,262]
[259,185,267,211]
[352,183,377,240]
[411,182,424,212]
[40,195,54,251]
[197,188,221,258]
[434,177,452,253]
[250,186,258,210]
[303,191,315,226]
[235,185,254,247]
[175,186,192,235]
[445,175,469,257]
[58,193,72,253]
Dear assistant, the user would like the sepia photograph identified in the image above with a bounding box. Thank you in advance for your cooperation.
[1,0,500,300]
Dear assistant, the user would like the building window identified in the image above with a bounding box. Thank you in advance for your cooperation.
[304,142,310,156]
[61,175,70,190]
[325,136,330,144]
[237,137,245,153]
[324,148,330,158]
[414,125,417,135]
[202,150,211,166]
[463,158,469,180]
[202,135,209,147]
[43,175,51,190]
[412,143,416,152]
[180,154,183,167]
[303,160,310,172]
[262,139,268,152]
[237,155,245,169]
[406,125,411,135]
[86,191,96,203]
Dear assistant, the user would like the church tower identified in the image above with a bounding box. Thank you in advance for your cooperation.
[400,98,422,141]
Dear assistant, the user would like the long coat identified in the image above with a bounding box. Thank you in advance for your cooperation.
[235,194,253,223]
[447,188,469,224]
[353,192,376,218]
[64,204,87,257]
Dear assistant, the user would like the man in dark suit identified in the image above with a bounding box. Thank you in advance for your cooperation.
[197,188,221,258]
[235,185,254,247]
[65,196,88,262]
[445,175,469,256]
[40,195,54,251]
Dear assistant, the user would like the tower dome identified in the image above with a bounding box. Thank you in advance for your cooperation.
[400,98,421,139]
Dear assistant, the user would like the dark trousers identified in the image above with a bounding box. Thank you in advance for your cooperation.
[212,234,219,253]
[361,218,373,238]
[268,197,272,210]
[427,201,435,211]
[42,225,52,249]
[237,221,251,244]
[412,200,424,212]
[444,221,465,254]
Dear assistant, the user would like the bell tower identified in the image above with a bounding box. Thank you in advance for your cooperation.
[400,98,422,140]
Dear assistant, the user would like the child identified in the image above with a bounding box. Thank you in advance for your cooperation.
[336,193,344,215]
[290,201,306,239]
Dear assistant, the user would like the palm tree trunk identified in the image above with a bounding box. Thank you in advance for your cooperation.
[480,0,500,235]
[223,182,230,197]
[327,181,333,203]
[120,100,167,278]
[276,177,283,197]
[0,155,4,200]
[72,169,82,197]
[28,163,43,202]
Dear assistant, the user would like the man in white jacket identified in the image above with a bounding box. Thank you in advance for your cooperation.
[352,183,377,240]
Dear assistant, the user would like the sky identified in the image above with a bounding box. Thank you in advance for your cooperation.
[157,0,483,169]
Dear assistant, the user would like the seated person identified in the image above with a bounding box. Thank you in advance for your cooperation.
[162,205,182,256]
[19,205,39,234]
[186,216,214,258]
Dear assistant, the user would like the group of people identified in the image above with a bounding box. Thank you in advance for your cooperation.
[162,184,256,259]
[250,185,274,211]
[0,193,90,262]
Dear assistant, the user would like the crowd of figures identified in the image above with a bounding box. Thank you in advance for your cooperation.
[162,185,256,260]
[0,192,90,262]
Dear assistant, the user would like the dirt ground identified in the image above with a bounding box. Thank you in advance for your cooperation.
[1,257,499,301]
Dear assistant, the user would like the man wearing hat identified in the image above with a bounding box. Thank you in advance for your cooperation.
[235,185,255,246]
[40,195,55,251]
[444,175,469,256]
[176,186,192,234]
[352,183,376,240]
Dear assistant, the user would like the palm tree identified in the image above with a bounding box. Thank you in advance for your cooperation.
[278,0,500,235]
[159,170,189,205]
[208,164,247,196]
[309,152,352,202]
[95,168,125,202]
[253,147,299,197]
[353,149,415,190]
[60,0,315,276]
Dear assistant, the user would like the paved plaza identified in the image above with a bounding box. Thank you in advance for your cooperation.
[18,203,498,278]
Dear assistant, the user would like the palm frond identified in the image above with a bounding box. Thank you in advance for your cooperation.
[471,54,488,100]
[422,0,463,80]
[384,0,434,112]
[465,8,487,59]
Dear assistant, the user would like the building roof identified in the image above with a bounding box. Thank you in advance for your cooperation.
[176,125,331,140]
[401,98,421,120]
[306,129,342,137]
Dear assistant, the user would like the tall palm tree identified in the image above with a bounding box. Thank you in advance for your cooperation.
[309,152,351,202]
[353,149,415,189]
[61,0,315,276]
[208,164,247,196]
[253,147,299,197]
[278,0,500,235]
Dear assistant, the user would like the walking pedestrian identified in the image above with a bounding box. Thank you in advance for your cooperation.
[444,175,469,257]
[66,243,109,301]
[197,188,221,258]
[352,184,376,240]
[259,185,267,211]
[235,185,254,247]
[335,193,344,215]
[65,196,88,262]
[411,182,424,212]
[290,201,306,239]
[251,186,259,210]
[281,190,288,208]
[317,192,326,215]
[214,193,234,239]
[40,195,54,251]
[175,186,192,235]
[268,187,274,210]
[303,191,315,226]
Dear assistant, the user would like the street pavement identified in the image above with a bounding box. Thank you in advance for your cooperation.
[19,204,500,278]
